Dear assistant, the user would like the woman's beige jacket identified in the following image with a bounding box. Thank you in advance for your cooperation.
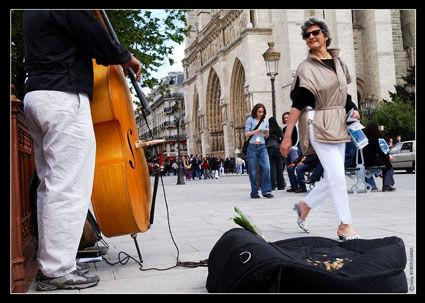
[290,48,352,155]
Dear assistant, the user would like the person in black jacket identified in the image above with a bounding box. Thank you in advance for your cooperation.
[22,10,142,291]
[362,122,396,192]
[266,117,285,190]
[210,153,220,179]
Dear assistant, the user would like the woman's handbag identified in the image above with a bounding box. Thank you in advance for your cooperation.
[242,118,264,156]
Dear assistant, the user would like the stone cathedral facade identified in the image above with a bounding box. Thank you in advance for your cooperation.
[181,9,415,158]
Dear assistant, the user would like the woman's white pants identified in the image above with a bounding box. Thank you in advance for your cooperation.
[304,119,353,225]
[24,90,96,278]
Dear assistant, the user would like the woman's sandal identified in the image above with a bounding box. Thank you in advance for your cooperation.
[293,203,309,233]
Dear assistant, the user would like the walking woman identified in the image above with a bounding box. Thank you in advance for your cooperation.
[245,103,273,199]
[280,17,360,240]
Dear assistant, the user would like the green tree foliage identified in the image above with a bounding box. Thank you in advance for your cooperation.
[387,65,415,108]
[106,10,189,91]
[10,9,189,101]
[361,65,415,141]
[11,10,25,100]
[372,96,415,141]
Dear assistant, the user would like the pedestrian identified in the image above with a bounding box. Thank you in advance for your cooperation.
[388,138,394,149]
[286,154,301,192]
[266,117,285,190]
[281,111,298,189]
[345,138,378,191]
[184,155,192,180]
[362,122,396,192]
[172,161,178,176]
[196,154,203,179]
[235,155,245,174]
[245,103,273,198]
[191,154,201,180]
[280,17,360,240]
[207,153,213,179]
[22,10,142,290]
[201,156,210,179]
[290,153,322,193]
[210,154,220,178]
[282,111,300,163]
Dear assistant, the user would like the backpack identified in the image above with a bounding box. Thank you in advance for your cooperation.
[206,228,408,293]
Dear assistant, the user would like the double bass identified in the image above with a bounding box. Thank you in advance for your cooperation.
[89,10,152,238]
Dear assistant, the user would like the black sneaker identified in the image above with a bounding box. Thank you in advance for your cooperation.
[263,193,274,198]
[37,270,100,291]
[251,194,260,199]
[382,185,396,192]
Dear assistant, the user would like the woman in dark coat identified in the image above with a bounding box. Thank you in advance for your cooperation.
[266,117,285,190]
[362,122,396,191]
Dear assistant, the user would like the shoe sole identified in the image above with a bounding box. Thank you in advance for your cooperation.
[37,279,99,291]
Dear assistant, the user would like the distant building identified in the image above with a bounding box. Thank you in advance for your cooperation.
[136,71,187,159]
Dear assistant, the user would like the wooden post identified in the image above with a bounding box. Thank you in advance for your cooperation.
[11,93,38,293]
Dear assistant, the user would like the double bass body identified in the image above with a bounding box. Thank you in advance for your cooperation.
[90,62,152,238]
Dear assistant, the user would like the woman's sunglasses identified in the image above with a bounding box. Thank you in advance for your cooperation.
[302,29,322,40]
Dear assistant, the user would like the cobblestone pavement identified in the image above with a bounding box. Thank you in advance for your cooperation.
[28,171,416,294]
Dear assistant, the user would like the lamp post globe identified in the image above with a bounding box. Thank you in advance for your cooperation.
[263,42,280,118]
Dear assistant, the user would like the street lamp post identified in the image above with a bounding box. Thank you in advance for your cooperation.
[173,111,185,185]
[262,42,281,118]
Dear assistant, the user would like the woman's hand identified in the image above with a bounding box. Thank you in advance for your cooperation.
[247,129,261,137]
[280,137,292,157]
[351,109,360,120]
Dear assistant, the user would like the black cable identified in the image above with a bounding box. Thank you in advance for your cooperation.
[101,174,208,271]
[100,108,208,271]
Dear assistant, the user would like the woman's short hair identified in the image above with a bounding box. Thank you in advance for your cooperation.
[301,17,332,47]
[251,103,266,118]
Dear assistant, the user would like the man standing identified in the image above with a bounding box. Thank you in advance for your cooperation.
[23,10,142,291]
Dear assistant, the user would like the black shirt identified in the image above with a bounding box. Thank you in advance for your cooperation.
[23,10,131,98]
[291,59,357,113]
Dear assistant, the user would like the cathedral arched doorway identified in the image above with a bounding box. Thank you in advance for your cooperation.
[206,68,224,157]
[230,58,247,156]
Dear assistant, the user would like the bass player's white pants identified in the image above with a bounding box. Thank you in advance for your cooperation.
[24,90,96,277]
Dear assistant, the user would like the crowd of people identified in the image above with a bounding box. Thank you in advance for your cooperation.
[148,112,397,194]
[148,154,246,180]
